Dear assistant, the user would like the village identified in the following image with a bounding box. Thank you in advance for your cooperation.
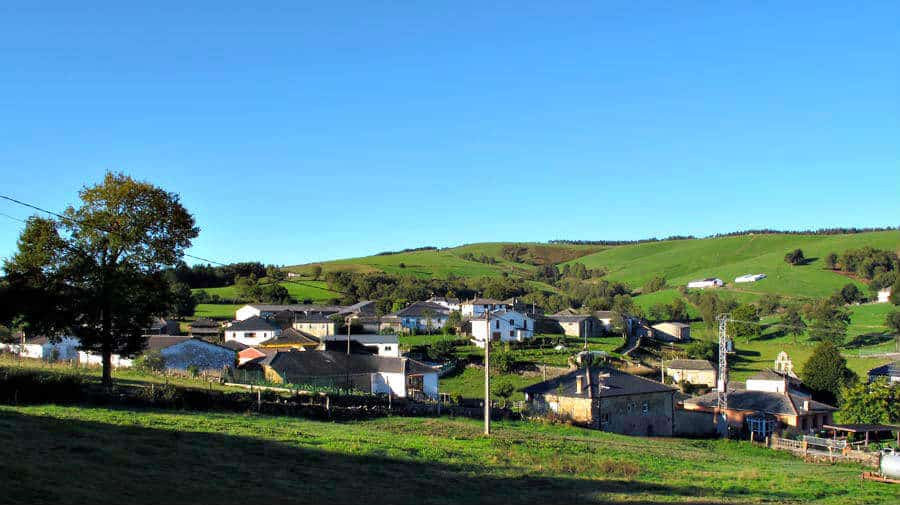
[3,276,898,482]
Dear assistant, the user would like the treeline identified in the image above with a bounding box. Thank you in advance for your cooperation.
[826,246,899,289]
[552,227,897,246]
[374,246,438,256]
[323,271,529,315]
[549,236,695,246]
[166,262,272,289]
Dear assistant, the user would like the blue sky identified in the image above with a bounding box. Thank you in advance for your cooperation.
[1,2,898,266]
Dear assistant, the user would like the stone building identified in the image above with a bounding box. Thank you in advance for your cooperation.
[523,366,676,436]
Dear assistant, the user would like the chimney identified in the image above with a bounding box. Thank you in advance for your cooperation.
[803,400,810,411]
[575,375,584,394]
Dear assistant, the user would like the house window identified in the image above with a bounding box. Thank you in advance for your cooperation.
[509,330,514,337]
[384,346,392,351]
[495,320,500,329]
[245,332,256,339]
[642,401,649,415]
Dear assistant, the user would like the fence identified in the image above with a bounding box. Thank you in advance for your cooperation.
[769,436,880,467]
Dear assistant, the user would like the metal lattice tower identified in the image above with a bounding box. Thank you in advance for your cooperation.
[716,314,729,435]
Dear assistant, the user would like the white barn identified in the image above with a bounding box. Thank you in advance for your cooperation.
[470,310,534,348]
[735,273,766,283]
[687,278,723,289]
[877,287,892,304]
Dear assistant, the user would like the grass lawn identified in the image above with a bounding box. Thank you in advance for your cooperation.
[193,279,339,304]
[0,355,248,393]
[194,303,241,320]
[0,404,895,504]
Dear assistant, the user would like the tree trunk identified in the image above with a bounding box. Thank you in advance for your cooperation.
[101,339,112,388]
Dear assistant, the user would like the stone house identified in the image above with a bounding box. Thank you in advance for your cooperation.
[664,359,716,387]
[523,366,676,436]
[651,322,691,342]
[544,312,605,339]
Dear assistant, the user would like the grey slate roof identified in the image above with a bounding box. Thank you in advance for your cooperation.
[868,361,900,378]
[393,301,450,318]
[666,359,715,371]
[522,366,675,399]
[259,328,320,346]
[263,350,435,376]
[144,336,192,352]
[221,340,249,351]
[463,298,506,305]
[190,317,219,328]
[593,310,616,319]
[546,314,592,322]
[685,390,836,415]
[226,316,279,332]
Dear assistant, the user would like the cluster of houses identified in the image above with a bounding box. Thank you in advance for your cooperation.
[4,290,898,443]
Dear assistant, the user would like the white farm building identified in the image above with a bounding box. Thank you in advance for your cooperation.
[687,278,723,289]
[735,273,766,283]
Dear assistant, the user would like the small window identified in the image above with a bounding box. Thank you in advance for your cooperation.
[495,320,500,329]
[384,346,391,351]
[642,401,649,415]
[509,330,514,337]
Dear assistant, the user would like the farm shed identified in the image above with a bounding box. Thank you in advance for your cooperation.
[686,278,723,289]
[544,313,605,339]
[651,322,691,342]
[523,366,676,436]
[664,359,715,387]
[189,317,221,338]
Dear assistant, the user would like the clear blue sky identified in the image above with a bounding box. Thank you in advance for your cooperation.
[1,1,898,266]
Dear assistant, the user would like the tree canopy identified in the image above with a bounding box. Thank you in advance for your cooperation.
[800,342,856,405]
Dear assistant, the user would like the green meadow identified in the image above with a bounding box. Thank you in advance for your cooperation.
[1,404,894,504]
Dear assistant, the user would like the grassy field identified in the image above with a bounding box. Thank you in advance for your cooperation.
[193,279,339,304]
[1,404,895,504]
[684,302,897,383]
[566,231,900,299]
[193,303,241,320]
[286,242,604,279]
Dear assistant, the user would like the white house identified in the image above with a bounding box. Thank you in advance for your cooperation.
[687,278,723,289]
[320,334,401,357]
[460,298,510,317]
[877,287,892,304]
[470,310,534,348]
[745,369,810,398]
[76,335,194,369]
[8,336,80,361]
[224,316,281,347]
[735,273,766,283]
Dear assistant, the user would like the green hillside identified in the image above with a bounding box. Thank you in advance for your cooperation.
[566,231,900,299]
[287,242,604,279]
[3,404,894,504]
[193,279,339,304]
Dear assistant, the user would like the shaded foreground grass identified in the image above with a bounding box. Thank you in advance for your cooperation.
[1,405,896,504]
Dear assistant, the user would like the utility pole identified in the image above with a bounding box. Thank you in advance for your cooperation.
[484,308,491,436]
[345,316,352,390]
[716,314,729,437]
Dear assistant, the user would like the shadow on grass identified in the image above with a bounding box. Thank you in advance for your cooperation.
[844,332,893,349]
[0,406,798,505]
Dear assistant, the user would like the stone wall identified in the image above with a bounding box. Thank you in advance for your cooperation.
[597,391,674,436]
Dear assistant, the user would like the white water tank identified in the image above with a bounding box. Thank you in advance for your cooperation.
[881,448,900,480]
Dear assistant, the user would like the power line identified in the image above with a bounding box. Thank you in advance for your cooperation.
[1,192,352,297]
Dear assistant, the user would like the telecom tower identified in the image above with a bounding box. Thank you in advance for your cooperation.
[716,314,729,437]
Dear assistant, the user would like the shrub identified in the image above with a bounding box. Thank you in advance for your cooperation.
[133,351,166,373]
[491,350,516,374]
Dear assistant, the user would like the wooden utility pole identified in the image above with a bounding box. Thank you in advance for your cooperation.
[484,308,491,436]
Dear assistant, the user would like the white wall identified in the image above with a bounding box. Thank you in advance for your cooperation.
[371,372,407,397]
[745,379,785,393]
[78,350,134,368]
[225,329,279,347]
[471,311,534,347]
[878,288,892,303]
[235,306,262,321]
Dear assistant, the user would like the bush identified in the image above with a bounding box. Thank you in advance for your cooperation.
[427,339,457,362]
[491,350,516,374]
[133,351,166,373]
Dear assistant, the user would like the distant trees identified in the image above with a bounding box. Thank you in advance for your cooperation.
[800,342,857,405]
[310,264,323,280]
[840,380,900,424]
[784,248,806,266]
[757,293,782,316]
[886,311,900,335]
[838,247,899,280]
[780,305,807,343]
[838,283,863,304]
[805,298,851,346]
[685,340,719,363]
[824,252,838,270]
[642,276,667,294]
[728,304,760,343]
[169,282,197,318]
[648,297,689,323]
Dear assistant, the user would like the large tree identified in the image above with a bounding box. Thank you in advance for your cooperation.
[3,172,197,386]
[728,303,760,343]
[800,342,856,405]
